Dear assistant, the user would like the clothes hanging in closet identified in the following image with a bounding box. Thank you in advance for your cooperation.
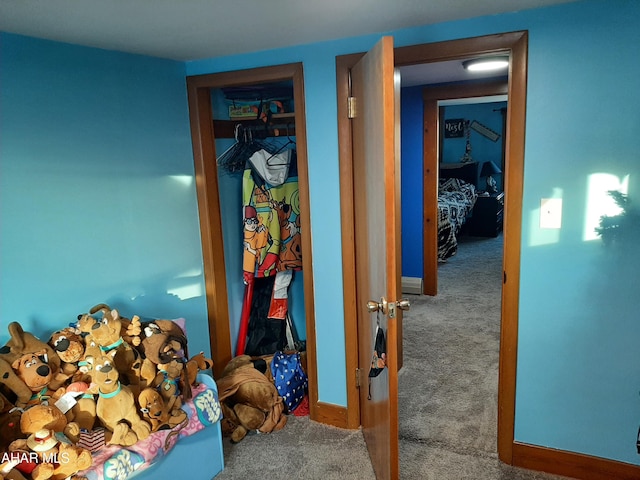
[237,148,302,356]
[241,148,302,281]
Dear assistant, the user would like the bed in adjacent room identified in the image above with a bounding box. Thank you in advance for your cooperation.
[437,163,479,261]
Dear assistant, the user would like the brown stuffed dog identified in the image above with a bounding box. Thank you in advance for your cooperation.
[92,350,150,446]
[137,388,187,432]
[78,304,142,347]
[8,429,92,480]
[47,441,93,480]
[152,360,184,410]
[184,352,214,388]
[19,404,68,436]
[47,328,85,378]
[217,355,287,443]
[137,320,188,366]
[0,357,32,408]
[86,309,143,395]
[0,322,64,391]
[10,350,65,407]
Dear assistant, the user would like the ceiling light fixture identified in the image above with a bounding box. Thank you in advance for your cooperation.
[463,56,509,72]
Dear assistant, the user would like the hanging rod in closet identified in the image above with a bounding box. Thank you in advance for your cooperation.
[212,116,296,139]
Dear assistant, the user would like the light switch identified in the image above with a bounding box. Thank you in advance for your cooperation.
[540,198,562,229]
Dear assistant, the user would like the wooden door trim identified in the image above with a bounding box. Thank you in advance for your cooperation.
[185,63,320,419]
[337,30,527,463]
[512,442,640,480]
[337,52,366,429]
[422,78,509,296]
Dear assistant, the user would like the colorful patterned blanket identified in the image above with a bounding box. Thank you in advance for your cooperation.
[77,376,221,480]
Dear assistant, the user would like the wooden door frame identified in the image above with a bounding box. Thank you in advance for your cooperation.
[422,79,508,296]
[185,63,320,418]
[339,30,640,480]
[337,31,527,460]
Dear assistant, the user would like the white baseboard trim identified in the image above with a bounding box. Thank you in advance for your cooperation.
[401,276,423,295]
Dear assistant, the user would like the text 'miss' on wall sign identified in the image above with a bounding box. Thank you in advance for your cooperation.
[444,118,465,138]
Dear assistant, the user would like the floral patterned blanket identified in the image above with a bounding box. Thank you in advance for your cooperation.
[77,375,221,480]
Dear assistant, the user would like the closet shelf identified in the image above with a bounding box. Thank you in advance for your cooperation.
[213,113,296,138]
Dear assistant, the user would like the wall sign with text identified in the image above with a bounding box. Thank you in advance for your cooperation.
[444,118,465,138]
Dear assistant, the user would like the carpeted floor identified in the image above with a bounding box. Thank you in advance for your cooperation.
[213,233,570,480]
[398,234,567,479]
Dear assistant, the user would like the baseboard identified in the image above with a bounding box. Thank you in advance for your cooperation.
[401,276,423,295]
[512,441,640,480]
[311,401,350,429]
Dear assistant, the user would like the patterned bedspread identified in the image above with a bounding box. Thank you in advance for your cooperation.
[77,375,221,480]
[438,178,477,261]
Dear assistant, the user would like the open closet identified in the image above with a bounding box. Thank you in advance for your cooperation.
[212,81,305,356]
[186,65,317,415]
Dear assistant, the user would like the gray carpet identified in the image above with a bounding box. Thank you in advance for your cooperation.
[398,234,567,479]
[213,234,569,480]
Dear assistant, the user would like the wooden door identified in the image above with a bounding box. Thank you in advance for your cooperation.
[351,36,401,480]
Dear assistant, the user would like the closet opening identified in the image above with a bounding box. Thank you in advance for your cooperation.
[186,64,319,418]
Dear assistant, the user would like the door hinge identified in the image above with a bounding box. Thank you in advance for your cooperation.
[355,368,363,388]
[348,96,357,118]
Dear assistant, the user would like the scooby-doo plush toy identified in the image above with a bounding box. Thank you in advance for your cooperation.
[92,349,150,446]
[77,303,142,346]
[138,320,188,366]
[0,322,65,396]
[217,355,287,443]
[47,327,85,378]
[85,308,143,395]
[0,357,32,408]
[137,388,186,432]
[10,350,66,408]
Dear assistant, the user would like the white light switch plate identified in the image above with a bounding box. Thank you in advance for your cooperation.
[540,198,562,229]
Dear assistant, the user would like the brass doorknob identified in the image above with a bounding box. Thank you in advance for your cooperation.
[397,298,411,311]
[366,297,388,314]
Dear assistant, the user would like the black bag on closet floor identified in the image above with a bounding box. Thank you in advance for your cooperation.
[244,276,286,356]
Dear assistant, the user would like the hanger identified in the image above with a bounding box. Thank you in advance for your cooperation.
[265,123,296,166]
[217,124,266,174]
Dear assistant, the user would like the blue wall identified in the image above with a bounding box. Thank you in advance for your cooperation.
[400,94,507,279]
[441,101,506,191]
[400,86,424,279]
[2,0,639,466]
[0,34,212,359]
[186,0,640,464]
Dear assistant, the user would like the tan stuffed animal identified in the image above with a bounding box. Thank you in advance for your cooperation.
[10,350,65,408]
[152,360,184,410]
[217,355,287,443]
[64,381,96,432]
[184,352,214,388]
[138,320,188,366]
[47,328,84,378]
[19,404,68,435]
[93,350,150,446]
[0,357,32,408]
[48,441,92,480]
[40,330,98,436]
[78,304,142,346]
[87,309,143,395]
[8,429,92,480]
[137,388,187,432]
[0,322,64,391]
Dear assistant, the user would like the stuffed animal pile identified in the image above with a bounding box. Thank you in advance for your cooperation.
[0,303,213,480]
